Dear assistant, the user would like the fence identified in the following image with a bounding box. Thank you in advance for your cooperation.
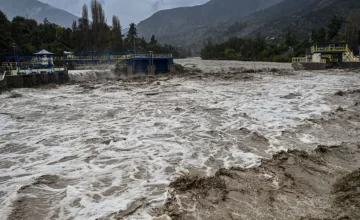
[292,57,326,64]
[311,45,348,53]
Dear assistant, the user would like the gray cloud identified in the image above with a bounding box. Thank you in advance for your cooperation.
[39,0,209,26]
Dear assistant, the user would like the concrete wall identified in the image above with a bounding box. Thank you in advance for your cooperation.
[5,71,70,89]
[312,53,322,63]
[293,63,326,70]
[294,62,360,70]
[341,62,360,69]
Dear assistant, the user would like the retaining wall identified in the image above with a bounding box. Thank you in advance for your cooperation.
[0,71,70,92]
[293,63,326,70]
[294,62,360,70]
[340,62,360,69]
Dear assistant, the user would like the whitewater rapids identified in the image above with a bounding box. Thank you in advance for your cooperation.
[0,59,359,219]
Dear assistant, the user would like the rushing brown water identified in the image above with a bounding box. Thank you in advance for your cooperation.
[0,59,359,219]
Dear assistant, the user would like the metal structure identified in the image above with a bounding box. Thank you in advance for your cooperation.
[292,42,360,70]
[128,54,173,73]
[3,49,66,76]
[58,51,136,65]
[2,50,174,75]
[58,51,174,74]
[293,42,360,64]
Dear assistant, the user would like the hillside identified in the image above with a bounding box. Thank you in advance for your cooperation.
[137,0,283,46]
[0,0,79,27]
[237,0,360,38]
[138,0,360,52]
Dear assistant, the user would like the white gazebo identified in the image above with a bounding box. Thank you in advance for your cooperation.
[34,49,54,66]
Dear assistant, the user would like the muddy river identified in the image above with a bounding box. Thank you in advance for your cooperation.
[0,59,359,219]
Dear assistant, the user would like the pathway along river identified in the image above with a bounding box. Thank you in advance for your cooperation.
[0,59,359,219]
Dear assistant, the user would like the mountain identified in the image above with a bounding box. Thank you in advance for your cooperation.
[231,0,360,39]
[138,0,360,52]
[0,0,79,27]
[137,0,284,47]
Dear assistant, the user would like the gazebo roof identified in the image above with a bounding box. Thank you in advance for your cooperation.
[34,49,54,55]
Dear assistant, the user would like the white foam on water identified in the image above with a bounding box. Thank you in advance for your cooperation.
[0,63,360,219]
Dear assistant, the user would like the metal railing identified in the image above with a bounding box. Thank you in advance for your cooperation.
[132,54,173,58]
[311,45,348,53]
[292,57,326,63]
[345,50,356,62]
[292,57,310,63]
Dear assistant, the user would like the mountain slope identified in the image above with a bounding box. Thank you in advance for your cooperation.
[237,0,360,38]
[138,0,360,52]
[0,0,79,27]
[137,0,283,43]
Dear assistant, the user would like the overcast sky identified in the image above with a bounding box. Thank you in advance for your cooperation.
[39,0,209,27]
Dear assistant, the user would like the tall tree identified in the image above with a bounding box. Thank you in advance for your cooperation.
[126,23,138,51]
[150,35,157,45]
[345,13,359,50]
[311,28,326,42]
[110,15,123,51]
[284,29,298,47]
[90,0,109,51]
[71,20,82,51]
[327,15,344,41]
[80,4,90,51]
[0,11,13,61]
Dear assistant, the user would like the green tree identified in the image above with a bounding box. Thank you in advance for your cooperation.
[79,4,90,51]
[110,15,123,51]
[327,15,344,41]
[0,10,13,61]
[200,38,215,59]
[90,0,109,50]
[345,13,359,49]
[125,23,138,50]
[285,29,298,47]
[311,28,326,42]
[150,35,157,45]
[0,5,184,61]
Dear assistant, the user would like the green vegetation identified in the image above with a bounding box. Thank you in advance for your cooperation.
[0,0,189,62]
[201,33,309,62]
[201,15,360,62]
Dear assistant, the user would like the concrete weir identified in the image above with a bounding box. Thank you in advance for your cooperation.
[0,71,70,92]
[129,56,173,74]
